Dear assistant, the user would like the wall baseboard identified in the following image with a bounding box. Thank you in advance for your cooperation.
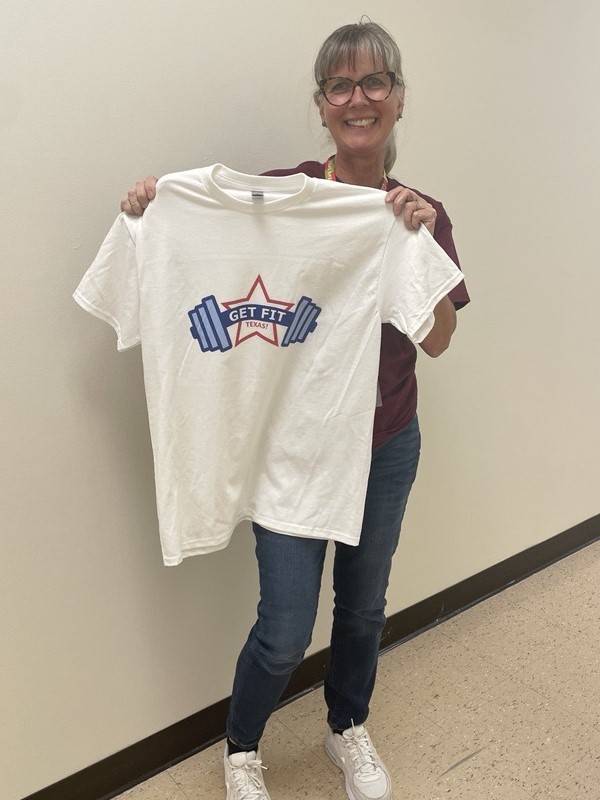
[24,513,600,800]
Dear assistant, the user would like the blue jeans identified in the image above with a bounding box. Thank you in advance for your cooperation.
[225,413,421,749]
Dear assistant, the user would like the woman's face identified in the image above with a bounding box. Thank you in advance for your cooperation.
[319,50,404,162]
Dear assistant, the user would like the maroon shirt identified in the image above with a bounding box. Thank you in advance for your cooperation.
[262,159,471,450]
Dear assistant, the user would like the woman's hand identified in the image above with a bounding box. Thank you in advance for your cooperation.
[385,187,437,234]
[120,176,158,216]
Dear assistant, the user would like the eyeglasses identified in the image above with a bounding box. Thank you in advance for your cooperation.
[319,71,399,106]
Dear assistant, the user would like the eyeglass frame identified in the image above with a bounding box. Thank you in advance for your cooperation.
[318,71,401,106]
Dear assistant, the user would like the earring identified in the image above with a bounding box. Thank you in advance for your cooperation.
[396,114,403,120]
[321,120,327,127]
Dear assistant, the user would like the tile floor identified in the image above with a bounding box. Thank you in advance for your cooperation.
[116,539,600,799]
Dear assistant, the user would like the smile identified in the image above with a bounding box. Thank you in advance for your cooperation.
[345,118,378,127]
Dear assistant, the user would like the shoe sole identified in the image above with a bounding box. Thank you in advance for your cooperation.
[325,738,392,800]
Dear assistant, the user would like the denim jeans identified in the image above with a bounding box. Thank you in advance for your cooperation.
[225,413,421,749]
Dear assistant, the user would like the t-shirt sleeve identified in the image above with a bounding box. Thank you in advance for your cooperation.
[377,217,466,344]
[72,213,141,351]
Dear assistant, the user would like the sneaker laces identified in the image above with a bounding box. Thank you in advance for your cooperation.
[343,720,381,780]
[230,756,269,799]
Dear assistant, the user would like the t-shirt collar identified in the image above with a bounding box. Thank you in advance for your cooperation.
[204,163,315,213]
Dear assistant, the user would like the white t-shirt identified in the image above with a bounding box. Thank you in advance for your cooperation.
[73,163,464,566]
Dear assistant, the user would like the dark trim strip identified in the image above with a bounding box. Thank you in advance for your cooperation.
[24,513,600,800]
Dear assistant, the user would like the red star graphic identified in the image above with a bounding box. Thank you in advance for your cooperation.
[222,275,294,347]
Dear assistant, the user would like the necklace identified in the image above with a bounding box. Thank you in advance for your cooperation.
[324,155,389,191]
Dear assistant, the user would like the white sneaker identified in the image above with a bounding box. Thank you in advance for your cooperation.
[224,742,272,800]
[325,721,392,800]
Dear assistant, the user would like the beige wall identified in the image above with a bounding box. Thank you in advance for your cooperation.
[3,1,599,797]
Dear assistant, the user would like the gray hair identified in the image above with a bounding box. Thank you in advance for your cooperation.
[312,20,405,175]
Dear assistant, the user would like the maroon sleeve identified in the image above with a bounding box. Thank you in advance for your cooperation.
[432,202,470,311]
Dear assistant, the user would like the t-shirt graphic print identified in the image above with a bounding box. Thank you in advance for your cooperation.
[188,274,321,352]
[72,164,465,566]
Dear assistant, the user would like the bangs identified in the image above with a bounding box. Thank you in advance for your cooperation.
[314,23,403,85]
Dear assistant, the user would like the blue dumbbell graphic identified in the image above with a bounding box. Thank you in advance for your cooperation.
[188,295,321,353]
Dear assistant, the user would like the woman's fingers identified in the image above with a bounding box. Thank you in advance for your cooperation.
[385,187,436,231]
[385,187,418,225]
[413,208,437,234]
[120,176,158,215]
[403,198,421,230]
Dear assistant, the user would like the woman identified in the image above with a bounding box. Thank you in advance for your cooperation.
[121,20,469,800]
